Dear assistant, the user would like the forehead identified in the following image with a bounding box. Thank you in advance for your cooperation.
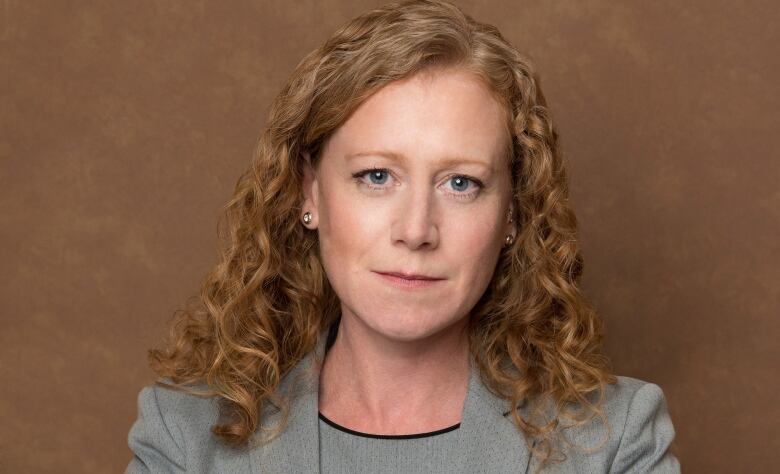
[322,67,511,169]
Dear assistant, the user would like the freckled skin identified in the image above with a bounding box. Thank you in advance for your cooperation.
[302,67,516,343]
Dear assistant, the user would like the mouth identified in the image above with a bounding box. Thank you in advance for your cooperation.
[372,271,446,290]
[374,271,444,281]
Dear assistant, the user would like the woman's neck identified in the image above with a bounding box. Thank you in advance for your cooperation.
[317,314,471,435]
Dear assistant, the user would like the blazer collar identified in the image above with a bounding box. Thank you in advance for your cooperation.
[248,325,533,474]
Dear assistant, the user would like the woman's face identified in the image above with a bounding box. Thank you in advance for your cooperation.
[301,67,516,342]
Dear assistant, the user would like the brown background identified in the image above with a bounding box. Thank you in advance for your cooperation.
[2,1,778,472]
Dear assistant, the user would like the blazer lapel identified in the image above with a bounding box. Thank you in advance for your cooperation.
[453,355,534,473]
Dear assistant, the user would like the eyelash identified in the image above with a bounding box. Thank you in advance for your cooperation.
[351,167,484,200]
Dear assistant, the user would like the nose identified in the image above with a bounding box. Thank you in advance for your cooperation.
[390,184,439,250]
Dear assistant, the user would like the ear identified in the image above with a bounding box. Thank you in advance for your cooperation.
[301,151,319,229]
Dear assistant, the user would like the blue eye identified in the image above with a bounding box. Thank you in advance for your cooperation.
[352,167,392,188]
[450,176,471,192]
[367,169,389,185]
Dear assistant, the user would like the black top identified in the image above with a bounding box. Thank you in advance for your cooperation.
[318,411,460,439]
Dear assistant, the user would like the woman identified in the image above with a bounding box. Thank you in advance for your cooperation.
[126,1,680,472]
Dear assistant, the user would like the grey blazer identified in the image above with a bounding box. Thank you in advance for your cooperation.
[125,330,680,473]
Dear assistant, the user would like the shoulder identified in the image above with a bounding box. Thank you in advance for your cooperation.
[606,376,680,472]
[600,375,668,423]
[540,375,680,473]
[135,383,221,440]
[125,383,249,473]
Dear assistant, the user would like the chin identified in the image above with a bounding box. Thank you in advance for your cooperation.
[376,326,435,342]
[359,307,460,343]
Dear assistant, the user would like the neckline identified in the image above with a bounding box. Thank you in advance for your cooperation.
[318,411,461,440]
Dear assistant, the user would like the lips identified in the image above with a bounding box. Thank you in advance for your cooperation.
[374,271,444,281]
[373,271,445,290]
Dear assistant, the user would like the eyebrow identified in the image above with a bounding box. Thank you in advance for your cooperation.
[344,150,494,171]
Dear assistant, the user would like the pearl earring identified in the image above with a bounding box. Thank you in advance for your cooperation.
[505,208,515,246]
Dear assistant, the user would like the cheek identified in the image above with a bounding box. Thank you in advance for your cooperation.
[317,187,379,280]
[456,207,503,245]
[447,210,504,275]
